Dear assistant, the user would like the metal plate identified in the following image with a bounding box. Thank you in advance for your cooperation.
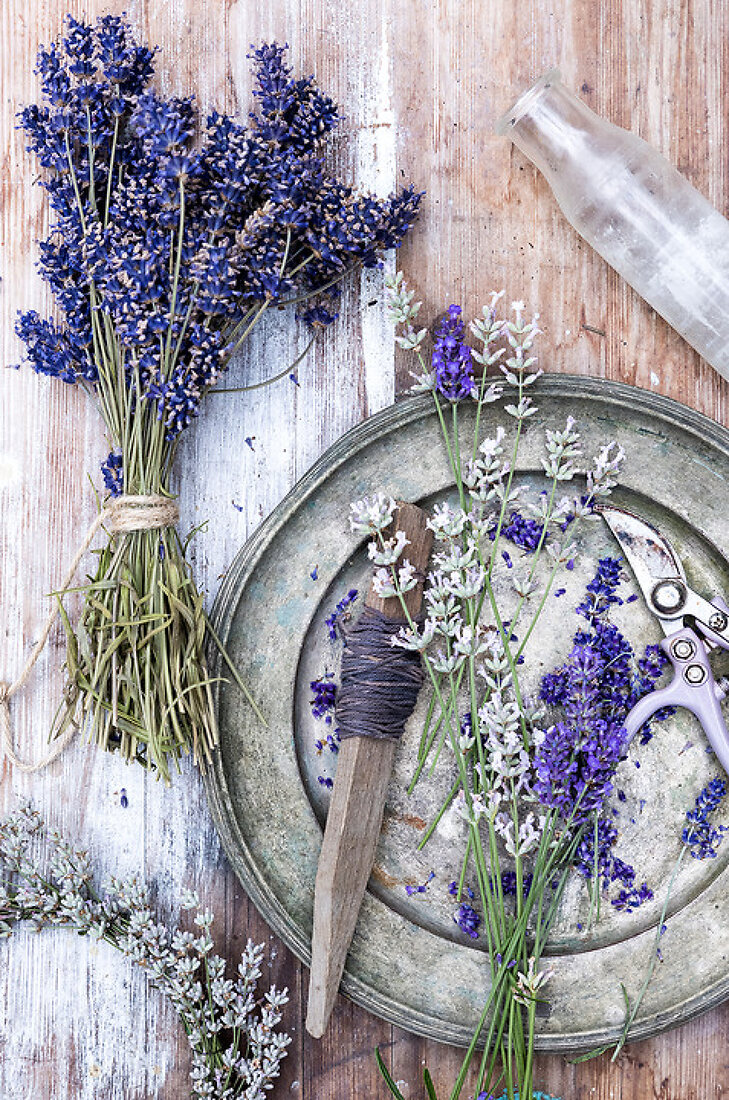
[204,376,729,1051]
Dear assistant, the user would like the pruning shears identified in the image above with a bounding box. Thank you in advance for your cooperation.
[597,502,729,774]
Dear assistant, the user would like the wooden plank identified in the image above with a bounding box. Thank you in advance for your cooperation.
[1,0,729,1097]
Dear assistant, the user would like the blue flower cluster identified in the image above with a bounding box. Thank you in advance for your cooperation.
[325,588,359,641]
[432,305,476,402]
[575,556,623,622]
[448,879,475,899]
[405,871,435,896]
[574,818,653,912]
[310,675,336,721]
[448,876,481,936]
[500,870,533,898]
[453,901,481,938]
[536,558,670,907]
[682,777,727,859]
[490,510,546,552]
[17,17,421,476]
[100,450,123,496]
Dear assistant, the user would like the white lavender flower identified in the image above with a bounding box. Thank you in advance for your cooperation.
[479,425,507,463]
[371,559,418,598]
[385,271,423,328]
[0,806,290,1100]
[427,503,467,540]
[456,789,488,824]
[350,493,397,534]
[398,560,419,591]
[477,382,505,404]
[384,272,428,354]
[505,395,538,420]
[368,529,410,565]
[513,956,553,1008]
[511,571,540,599]
[445,565,486,600]
[545,539,576,566]
[542,416,582,480]
[459,728,476,753]
[430,648,466,674]
[424,579,461,624]
[391,618,437,652]
[433,542,478,574]
[587,440,626,496]
[465,507,495,541]
[398,329,429,352]
[453,622,493,659]
[470,290,507,365]
[371,567,397,598]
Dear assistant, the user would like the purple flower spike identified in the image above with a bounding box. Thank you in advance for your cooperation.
[432,305,475,402]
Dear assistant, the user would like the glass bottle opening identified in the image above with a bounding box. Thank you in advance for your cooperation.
[494,68,563,136]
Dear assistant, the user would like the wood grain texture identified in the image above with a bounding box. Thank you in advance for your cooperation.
[1,0,729,1098]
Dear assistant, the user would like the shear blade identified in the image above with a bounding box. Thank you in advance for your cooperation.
[595,503,686,603]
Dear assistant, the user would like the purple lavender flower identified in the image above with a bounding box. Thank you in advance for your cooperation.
[538,558,669,824]
[448,880,475,900]
[16,18,422,486]
[489,510,546,552]
[431,306,475,402]
[683,777,727,859]
[499,870,533,898]
[405,871,435,897]
[101,451,123,497]
[611,879,653,912]
[576,556,624,622]
[325,588,358,641]
[453,902,481,938]
[310,675,336,719]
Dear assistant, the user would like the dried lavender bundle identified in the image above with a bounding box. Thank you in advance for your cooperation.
[14,16,421,780]
[0,805,290,1099]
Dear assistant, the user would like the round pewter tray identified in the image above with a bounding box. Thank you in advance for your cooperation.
[205,376,729,1051]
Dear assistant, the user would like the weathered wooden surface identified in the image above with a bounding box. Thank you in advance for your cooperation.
[1,1,729,1098]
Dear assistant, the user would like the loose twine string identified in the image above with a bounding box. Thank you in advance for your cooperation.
[0,495,180,773]
[335,606,425,742]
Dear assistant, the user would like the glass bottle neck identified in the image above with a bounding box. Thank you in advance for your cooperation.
[496,70,599,179]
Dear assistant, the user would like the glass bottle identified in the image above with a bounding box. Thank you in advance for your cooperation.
[496,70,729,379]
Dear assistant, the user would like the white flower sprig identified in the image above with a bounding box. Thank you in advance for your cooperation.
[0,806,290,1100]
[384,271,428,353]
[512,956,553,1008]
[350,493,397,534]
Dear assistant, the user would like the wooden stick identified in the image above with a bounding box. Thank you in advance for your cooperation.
[306,502,433,1038]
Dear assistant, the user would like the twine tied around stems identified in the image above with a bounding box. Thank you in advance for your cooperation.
[0,494,180,773]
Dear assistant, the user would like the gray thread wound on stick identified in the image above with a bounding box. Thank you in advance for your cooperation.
[335,606,424,742]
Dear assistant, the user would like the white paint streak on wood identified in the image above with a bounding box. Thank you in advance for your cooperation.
[357,4,397,416]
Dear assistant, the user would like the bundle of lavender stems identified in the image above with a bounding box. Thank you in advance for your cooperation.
[15,16,420,780]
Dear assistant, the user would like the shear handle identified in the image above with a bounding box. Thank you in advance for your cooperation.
[624,627,729,777]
